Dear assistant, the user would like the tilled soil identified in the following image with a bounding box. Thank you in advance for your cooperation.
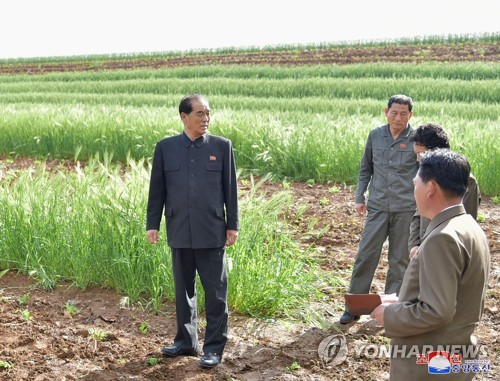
[1,41,498,75]
[0,161,498,380]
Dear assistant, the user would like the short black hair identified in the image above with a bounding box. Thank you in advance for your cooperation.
[388,94,413,112]
[418,149,470,198]
[412,123,450,149]
[179,94,209,115]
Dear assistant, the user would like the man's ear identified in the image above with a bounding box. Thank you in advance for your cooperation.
[426,180,438,198]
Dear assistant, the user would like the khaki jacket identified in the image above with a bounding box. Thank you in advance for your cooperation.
[385,205,490,380]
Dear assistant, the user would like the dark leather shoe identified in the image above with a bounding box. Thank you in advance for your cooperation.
[161,345,199,357]
[199,352,221,368]
[339,311,360,324]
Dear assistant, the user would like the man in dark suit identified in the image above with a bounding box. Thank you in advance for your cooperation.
[371,149,490,380]
[146,94,239,368]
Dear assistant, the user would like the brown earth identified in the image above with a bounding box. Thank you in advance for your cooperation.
[0,159,498,380]
[0,41,499,74]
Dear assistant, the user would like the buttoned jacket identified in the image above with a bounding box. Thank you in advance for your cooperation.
[146,132,239,249]
[355,124,418,212]
[384,205,490,380]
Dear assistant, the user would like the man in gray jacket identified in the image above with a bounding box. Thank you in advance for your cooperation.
[341,94,418,324]
[146,94,239,368]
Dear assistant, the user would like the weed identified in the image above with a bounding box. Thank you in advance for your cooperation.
[0,360,14,370]
[147,357,160,366]
[88,327,109,341]
[287,361,301,371]
[65,300,78,317]
[139,320,149,334]
[319,197,329,205]
[20,309,33,322]
[477,213,487,223]
[17,292,30,306]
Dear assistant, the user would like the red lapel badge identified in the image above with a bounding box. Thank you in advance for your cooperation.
[210,155,217,161]
[400,143,406,149]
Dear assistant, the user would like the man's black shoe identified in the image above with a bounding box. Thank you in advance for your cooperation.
[161,345,199,357]
[199,352,221,368]
[339,311,360,324]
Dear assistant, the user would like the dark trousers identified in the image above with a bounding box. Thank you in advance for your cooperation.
[171,247,228,356]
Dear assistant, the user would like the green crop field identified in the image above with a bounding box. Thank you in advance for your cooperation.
[0,34,499,320]
[0,61,498,194]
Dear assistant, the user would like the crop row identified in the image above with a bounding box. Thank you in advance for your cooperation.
[0,161,323,318]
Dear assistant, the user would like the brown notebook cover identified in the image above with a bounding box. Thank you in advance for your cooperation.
[344,293,382,315]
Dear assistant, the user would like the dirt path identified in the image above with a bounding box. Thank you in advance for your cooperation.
[0,163,498,380]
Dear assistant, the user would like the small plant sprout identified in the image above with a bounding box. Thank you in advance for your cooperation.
[476,213,486,223]
[319,197,329,206]
[328,185,340,193]
[17,292,30,306]
[139,320,149,334]
[0,360,14,370]
[88,327,110,354]
[20,309,33,322]
[147,357,160,366]
[65,300,78,317]
[88,327,109,342]
[287,361,301,371]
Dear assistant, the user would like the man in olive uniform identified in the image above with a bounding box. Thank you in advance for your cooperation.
[371,149,490,380]
[146,94,239,368]
[341,94,418,324]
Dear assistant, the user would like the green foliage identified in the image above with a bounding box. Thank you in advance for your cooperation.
[88,327,109,341]
[17,293,29,306]
[139,320,149,334]
[0,360,14,370]
[476,213,487,223]
[19,309,33,322]
[287,361,301,371]
[0,62,498,194]
[65,300,78,317]
[0,163,327,321]
[147,357,160,366]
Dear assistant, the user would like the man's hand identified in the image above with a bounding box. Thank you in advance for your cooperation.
[355,203,366,216]
[226,230,238,247]
[147,229,159,244]
[370,303,387,325]
[409,245,419,259]
[371,294,398,326]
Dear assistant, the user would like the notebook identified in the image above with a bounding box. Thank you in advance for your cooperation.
[344,293,382,315]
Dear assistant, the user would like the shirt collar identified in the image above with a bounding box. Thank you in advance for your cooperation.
[182,131,206,147]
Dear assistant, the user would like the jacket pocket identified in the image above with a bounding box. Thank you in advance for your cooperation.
[206,162,223,171]
[164,162,180,171]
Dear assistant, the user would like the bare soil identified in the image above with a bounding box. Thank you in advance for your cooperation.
[0,160,498,380]
[0,41,498,75]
